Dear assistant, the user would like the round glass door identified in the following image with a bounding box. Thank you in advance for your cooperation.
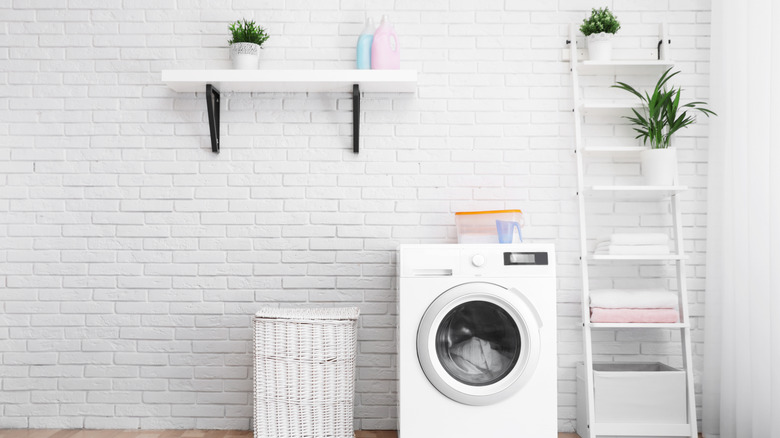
[416,282,541,406]
[435,300,521,386]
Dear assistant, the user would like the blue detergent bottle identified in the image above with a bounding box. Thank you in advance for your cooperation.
[356,18,375,69]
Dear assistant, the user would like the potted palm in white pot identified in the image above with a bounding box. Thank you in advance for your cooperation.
[228,19,270,70]
[580,7,620,61]
[613,68,716,185]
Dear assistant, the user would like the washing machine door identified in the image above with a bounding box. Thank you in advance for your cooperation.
[416,281,542,406]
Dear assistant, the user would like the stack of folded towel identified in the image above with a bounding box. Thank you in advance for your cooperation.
[590,289,679,323]
[595,233,670,255]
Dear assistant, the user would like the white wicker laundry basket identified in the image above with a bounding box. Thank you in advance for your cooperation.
[253,307,360,438]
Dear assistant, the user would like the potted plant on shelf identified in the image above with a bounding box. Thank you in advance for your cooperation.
[580,7,620,61]
[613,68,717,185]
[228,19,270,70]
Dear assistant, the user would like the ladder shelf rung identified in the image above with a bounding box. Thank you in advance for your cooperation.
[588,322,689,329]
[585,185,688,200]
[583,146,647,153]
[589,254,687,261]
[577,60,675,75]
[580,101,642,114]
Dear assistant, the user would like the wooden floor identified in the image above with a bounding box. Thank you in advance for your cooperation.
[0,431,581,438]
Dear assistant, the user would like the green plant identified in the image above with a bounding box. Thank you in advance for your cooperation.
[580,7,621,36]
[228,19,270,47]
[612,68,717,149]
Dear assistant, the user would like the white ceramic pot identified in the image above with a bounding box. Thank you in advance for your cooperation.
[230,42,260,70]
[640,147,678,186]
[587,32,614,61]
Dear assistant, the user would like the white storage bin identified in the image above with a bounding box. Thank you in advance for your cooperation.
[576,362,687,438]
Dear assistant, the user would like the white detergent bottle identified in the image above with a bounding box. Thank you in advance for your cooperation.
[356,18,375,69]
[371,15,400,69]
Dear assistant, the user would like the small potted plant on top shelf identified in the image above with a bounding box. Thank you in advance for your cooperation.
[613,68,717,185]
[580,7,620,61]
[228,19,270,70]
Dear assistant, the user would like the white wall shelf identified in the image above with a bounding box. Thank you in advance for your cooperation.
[162,69,418,93]
[161,69,418,153]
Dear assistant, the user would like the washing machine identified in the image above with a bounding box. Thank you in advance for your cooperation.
[398,244,557,437]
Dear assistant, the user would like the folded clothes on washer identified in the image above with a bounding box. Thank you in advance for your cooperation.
[590,289,678,309]
[590,307,679,323]
[450,337,510,376]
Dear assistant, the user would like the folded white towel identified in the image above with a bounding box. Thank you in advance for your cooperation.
[597,233,670,246]
[590,289,679,309]
[595,244,670,255]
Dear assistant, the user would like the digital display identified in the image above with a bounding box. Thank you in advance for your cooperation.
[510,253,535,264]
[503,252,548,266]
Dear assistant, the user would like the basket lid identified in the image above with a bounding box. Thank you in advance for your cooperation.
[455,209,523,215]
[255,306,360,321]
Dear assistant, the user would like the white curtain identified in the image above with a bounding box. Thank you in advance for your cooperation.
[703,0,780,437]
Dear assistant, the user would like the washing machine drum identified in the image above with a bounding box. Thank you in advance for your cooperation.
[416,281,542,406]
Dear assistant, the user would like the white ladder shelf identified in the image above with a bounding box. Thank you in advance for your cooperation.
[568,24,697,438]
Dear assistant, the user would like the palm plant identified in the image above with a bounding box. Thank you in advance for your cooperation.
[612,68,716,149]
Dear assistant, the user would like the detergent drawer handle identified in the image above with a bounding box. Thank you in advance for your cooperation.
[412,269,453,277]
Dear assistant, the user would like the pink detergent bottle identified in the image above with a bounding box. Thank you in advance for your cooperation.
[371,15,400,69]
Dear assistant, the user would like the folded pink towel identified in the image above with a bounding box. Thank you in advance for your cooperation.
[590,307,679,323]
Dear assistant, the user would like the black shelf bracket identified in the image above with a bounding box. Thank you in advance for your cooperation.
[657,39,670,60]
[353,83,360,153]
[206,83,220,153]
[202,83,362,155]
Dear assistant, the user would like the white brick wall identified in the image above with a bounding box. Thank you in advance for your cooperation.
[0,0,711,431]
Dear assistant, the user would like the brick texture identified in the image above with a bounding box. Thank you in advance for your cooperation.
[0,0,711,432]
